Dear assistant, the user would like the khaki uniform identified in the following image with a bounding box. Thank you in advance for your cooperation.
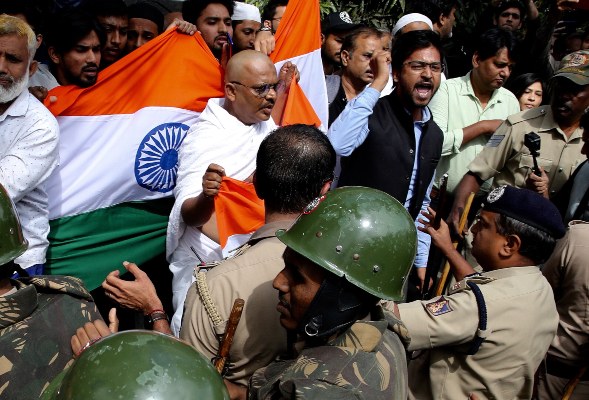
[249,307,409,400]
[180,221,290,385]
[0,276,102,400]
[398,267,558,400]
[538,221,589,399]
[468,106,585,197]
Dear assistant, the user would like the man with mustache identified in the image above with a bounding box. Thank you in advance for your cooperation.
[539,120,589,400]
[327,27,383,126]
[183,0,234,61]
[0,15,59,276]
[428,28,520,205]
[321,11,362,76]
[450,50,588,230]
[45,9,104,88]
[248,186,416,399]
[328,30,444,291]
[399,185,563,399]
[167,50,297,333]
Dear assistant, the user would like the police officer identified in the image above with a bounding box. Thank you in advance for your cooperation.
[538,220,589,399]
[249,187,416,399]
[397,185,565,399]
[41,330,229,399]
[0,184,103,400]
[63,186,414,400]
[450,50,589,231]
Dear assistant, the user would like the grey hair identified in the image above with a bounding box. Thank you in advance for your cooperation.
[0,14,37,63]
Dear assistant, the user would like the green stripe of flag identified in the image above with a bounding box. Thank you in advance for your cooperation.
[47,198,173,290]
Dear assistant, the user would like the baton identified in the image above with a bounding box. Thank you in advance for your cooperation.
[421,174,448,299]
[434,192,475,297]
[214,298,245,375]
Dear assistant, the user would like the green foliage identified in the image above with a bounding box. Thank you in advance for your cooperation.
[245,0,587,33]
[244,0,404,29]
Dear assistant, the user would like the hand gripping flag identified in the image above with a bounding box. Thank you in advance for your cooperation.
[44,30,223,289]
[214,177,264,251]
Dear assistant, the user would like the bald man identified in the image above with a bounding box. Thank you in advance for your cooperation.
[167,51,296,333]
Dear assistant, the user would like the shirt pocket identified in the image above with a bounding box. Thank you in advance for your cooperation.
[516,154,553,187]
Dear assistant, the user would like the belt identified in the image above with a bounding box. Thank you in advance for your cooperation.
[546,355,589,381]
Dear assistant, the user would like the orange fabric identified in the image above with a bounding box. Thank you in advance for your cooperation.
[271,0,321,62]
[281,80,322,127]
[271,0,322,127]
[45,28,224,116]
[214,177,265,248]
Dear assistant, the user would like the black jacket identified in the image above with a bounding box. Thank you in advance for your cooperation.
[338,93,443,220]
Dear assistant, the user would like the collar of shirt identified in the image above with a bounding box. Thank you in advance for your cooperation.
[249,219,294,242]
[483,265,540,279]
[415,105,431,125]
[0,90,29,122]
[538,106,584,141]
[461,71,505,109]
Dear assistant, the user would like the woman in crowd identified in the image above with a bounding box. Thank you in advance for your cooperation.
[506,73,546,111]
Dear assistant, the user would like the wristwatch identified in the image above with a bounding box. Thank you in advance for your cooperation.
[258,26,272,32]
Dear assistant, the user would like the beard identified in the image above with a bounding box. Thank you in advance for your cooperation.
[0,71,29,104]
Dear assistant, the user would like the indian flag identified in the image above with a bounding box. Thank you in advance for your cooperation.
[45,0,327,290]
[272,0,326,128]
[45,30,224,290]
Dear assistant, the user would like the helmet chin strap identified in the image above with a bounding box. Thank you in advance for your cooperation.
[298,274,375,340]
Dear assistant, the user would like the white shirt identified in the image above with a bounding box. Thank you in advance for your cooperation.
[0,90,59,268]
[28,63,60,91]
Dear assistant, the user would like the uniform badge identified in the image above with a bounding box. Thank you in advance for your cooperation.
[425,296,453,316]
[486,185,506,203]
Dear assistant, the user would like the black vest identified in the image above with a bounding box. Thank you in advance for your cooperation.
[338,93,443,220]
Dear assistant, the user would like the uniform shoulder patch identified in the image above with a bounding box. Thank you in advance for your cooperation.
[486,134,505,147]
[506,106,547,125]
[425,296,453,316]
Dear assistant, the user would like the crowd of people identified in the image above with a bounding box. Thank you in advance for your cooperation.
[0,0,588,399]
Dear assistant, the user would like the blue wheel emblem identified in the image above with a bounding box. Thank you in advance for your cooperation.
[135,122,189,193]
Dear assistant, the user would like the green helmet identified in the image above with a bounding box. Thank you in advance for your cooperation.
[276,187,417,301]
[0,184,27,266]
[42,330,229,400]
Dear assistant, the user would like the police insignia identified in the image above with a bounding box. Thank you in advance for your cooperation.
[486,185,505,203]
[486,134,505,147]
[425,296,453,316]
[303,195,325,214]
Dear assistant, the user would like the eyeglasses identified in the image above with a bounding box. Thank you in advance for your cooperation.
[231,81,279,98]
[500,12,521,19]
[403,60,445,73]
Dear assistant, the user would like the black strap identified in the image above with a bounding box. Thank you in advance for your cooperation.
[466,281,487,355]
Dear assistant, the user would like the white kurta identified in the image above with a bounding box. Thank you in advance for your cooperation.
[167,97,277,334]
